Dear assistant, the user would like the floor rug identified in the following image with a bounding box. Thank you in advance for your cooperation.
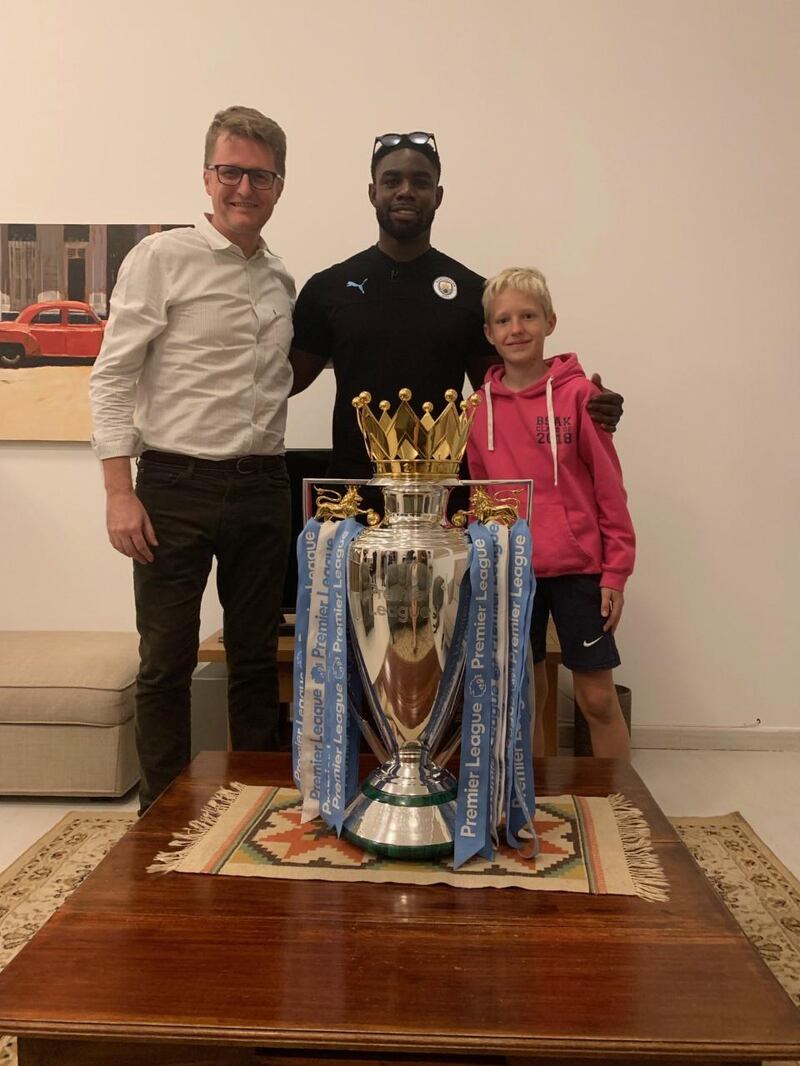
[147,783,669,900]
[672,812,800,1012]
[0,812,135,1066]
[1,810,798,1066]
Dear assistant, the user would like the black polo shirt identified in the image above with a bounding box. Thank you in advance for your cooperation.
[292,245,498,478]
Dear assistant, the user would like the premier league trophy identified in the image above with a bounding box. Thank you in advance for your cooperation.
[294,387,536,866]
[341,388,480,859]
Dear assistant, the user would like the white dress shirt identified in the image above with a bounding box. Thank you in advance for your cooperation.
[89,214,295,460]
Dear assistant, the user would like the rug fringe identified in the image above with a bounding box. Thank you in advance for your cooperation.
[146,782,248,874]
[609,793,670,903]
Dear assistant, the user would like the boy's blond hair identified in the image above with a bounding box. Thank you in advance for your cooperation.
[482,267,554,322]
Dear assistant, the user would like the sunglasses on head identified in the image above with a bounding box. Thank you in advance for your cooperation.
[372,131,438,156]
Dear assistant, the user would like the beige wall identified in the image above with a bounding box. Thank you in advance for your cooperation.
[1,0,798,732]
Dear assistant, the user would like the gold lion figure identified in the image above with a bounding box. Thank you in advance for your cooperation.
[314,485,380,526]
[452,485,520,528]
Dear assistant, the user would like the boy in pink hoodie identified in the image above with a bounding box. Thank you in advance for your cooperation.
[467,268,635,759]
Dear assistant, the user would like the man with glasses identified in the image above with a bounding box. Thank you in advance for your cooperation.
[90,105,294,813]
[289,131,621,478]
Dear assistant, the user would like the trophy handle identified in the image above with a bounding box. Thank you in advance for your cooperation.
[436,730,462,767]
[349,699,390,764]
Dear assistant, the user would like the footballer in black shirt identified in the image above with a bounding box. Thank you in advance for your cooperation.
[289,132,621,478]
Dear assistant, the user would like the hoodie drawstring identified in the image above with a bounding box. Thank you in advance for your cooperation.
[485,375,558,485]
[546,376,558,486]
[485,381,494,451]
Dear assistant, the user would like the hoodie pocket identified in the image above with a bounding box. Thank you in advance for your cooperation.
[534,503,594,574]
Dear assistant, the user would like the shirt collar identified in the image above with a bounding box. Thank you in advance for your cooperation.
[370,243,436,271]
[196,213,268,257]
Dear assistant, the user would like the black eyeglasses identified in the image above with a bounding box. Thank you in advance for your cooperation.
[205,164,283,191]
[372,132,438,156]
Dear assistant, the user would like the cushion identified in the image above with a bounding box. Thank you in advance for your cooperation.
[0,631,139,727]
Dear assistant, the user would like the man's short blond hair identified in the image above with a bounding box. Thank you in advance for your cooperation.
[204,106,287,177]
[482,267,554,322]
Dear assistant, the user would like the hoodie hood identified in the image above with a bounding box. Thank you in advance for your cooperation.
[483,354,585,486]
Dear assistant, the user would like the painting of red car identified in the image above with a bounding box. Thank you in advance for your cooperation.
[0,301,105,368]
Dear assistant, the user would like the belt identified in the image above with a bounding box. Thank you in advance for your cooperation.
[140,450,284,474]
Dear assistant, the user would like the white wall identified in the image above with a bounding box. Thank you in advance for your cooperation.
[1,0,798,732]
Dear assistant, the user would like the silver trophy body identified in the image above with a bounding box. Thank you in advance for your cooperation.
[343,481,469,859]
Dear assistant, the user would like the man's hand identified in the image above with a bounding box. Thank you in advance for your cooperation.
[600,586,624,634]
[587,373,624,433]
[106,491,158,564]
[100,457,158,564]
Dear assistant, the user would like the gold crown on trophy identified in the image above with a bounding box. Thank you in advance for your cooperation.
[352,388,482,479]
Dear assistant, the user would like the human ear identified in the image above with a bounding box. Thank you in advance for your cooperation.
[368,183,377,206]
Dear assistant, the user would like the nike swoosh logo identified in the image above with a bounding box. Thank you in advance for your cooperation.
[583,636,603,647]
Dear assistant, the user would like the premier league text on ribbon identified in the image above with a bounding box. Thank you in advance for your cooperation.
[320,519,361,828]
[462,537,491,832]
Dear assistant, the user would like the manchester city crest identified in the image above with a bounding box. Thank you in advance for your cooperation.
[433,276,457,300]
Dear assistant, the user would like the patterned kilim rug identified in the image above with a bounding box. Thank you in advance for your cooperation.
[147,783,669,900]
[1,809,799,1066]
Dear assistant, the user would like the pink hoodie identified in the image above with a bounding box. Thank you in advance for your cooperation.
[466,355,635,591]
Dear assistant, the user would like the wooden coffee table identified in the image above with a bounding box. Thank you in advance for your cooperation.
[0,752,798,1065]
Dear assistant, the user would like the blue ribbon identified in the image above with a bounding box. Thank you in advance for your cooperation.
[454,525,497,869]
[292,518,322,792]
[423,569,471,753]
[487,526,504,852]
[345,631,363,806]
[504,520,538,852]
[320,518,363,833]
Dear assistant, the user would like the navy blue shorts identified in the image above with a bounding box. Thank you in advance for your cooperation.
[530,574,621,672]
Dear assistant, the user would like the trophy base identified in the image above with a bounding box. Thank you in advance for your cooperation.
[342,765,457,860]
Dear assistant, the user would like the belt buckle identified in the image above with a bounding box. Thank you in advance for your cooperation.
[235,455,258,474]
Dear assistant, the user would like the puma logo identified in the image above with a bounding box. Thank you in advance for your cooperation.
[346,277,368,294]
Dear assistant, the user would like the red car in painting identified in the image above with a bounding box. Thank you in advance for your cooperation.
[0,301,105,368]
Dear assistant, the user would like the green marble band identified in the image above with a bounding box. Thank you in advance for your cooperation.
[342,827,454,861]
[362,781,457,808]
